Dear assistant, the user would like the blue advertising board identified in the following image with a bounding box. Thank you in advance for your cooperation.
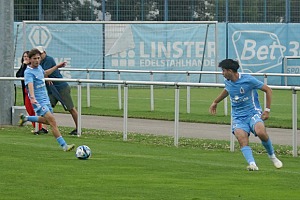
[14,22,299,86]
[228,23,300,85]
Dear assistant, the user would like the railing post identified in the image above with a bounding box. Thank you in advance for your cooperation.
[224,97,228,116]
[174,84,180,147]
[150,72,154,111]
[230,115,234,152]
[77,81,82,136]
[123,83,128,141]
[292,88,298,157]
[87,70,90,107]
[118,71,122,110]
[186,72,191,114]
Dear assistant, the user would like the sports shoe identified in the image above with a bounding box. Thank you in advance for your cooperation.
[247,164,259,171]
[69,129,78,135]
[64,144,75,152]
[34,128,49,135]
[269,156,283,169]
[19,114,27,126]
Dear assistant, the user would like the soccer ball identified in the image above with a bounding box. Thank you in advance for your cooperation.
[75,145,91,160]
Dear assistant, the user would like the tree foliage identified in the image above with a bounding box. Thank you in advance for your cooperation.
[14,0,299,22]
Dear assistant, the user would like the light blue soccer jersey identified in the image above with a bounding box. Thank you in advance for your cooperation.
[224,74,264,118]
[24,65,50,106]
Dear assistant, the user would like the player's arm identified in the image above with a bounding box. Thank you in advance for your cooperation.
[209,89,229,115]
[260,84,272,120]
[44,62,66,77]
[27,82,38,104]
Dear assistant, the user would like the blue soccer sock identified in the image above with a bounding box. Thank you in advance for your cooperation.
[27,116,39,122]
[241,146,255,165]
[262,138,274,156]
[56,136,67,149]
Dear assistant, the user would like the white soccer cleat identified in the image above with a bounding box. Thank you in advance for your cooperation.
[247,164,259,171]
[269,156,283,169]
[19,113,27,126]
[63,144,75,152]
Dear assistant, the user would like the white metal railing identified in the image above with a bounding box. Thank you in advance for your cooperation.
[57,69,226,113]
[2,76,300,157]
[13,68,300,115]
[14,68,228,114]
[50,69,300,114]
[14,68,300,119]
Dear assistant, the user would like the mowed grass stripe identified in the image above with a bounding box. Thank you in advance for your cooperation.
[1,127,299,199]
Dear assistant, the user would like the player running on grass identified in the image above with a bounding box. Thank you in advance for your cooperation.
[209,59,282,171]
[19,48,75,152]
[36,46,78,136]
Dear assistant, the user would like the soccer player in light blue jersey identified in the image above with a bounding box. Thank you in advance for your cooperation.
[36,46,78,136]
[209,59,282,171]
[19,48,75,152]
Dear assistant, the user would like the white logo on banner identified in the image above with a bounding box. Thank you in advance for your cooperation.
[111,50,136,67]
[232,30,285,73]
[28,26,52,48]
[107,25,215,68]
[110,41,216,68]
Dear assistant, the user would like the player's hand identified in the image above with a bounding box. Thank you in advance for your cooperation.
[209,102,218,115]
[261,111,270,121]
[30,97,37,105]
[46,81,53,85]
[57,61,67,68]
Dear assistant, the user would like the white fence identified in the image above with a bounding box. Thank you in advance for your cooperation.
[14,68,300,114]
[1,76,300,157]
[55,69,300,119]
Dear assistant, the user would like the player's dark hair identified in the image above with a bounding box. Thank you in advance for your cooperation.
[218,59,240,72]
[28,48,41,58]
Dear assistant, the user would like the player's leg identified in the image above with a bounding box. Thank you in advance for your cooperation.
[40,93,58,132]
[21,89,44,133]
[49,93,59,108]
[58,85,78,135]
[19,104,75,151]
[233,117,258,171]
[234,128,258,171]
[69,108,78,135]
[251,114,283,169]
[19,99,49,126]
[42,112,60,137]
[19,113,48,126]
[41,105,75,151]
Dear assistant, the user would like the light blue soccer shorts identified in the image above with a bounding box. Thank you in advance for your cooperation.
[232,113,264,136]
[32,103,53,117]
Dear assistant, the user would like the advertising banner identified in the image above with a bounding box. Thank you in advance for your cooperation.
[105,23,219,82]
[14,22,299,86]
[15,23,104,81]
[228,23,300,85]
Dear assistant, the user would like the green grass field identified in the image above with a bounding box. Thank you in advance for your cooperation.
[1,126,299,200]
[14,86,300,129]
[3,86,299,199]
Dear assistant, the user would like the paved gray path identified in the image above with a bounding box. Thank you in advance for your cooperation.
[55,113,298,146]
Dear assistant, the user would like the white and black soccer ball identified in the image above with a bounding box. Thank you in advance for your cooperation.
[75,145,91,160]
